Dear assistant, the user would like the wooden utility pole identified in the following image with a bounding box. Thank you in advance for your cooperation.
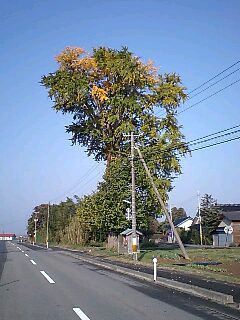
[135,146,189,260]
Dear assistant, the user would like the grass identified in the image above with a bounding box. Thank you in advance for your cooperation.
[136,246,240,283]
[49,241,240,284]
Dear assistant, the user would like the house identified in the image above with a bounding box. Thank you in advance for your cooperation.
[212,209,240,247]
[0,233,16,241]
[174,216,193,231]
[168,216,193,243]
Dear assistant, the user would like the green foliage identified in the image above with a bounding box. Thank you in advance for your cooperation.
[200,194,221,244]
[179,228,200,245]
[171,207,187,221]
[27,198,77,244]
[41,46,188,163]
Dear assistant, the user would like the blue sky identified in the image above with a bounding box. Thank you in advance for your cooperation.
[0,0,240,233]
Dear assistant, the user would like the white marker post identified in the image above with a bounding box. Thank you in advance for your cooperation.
[153,257,157,281]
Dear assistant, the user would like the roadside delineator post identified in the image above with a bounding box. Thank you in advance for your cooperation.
[153,257,157,281]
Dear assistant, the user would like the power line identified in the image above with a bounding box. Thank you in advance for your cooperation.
[178,78,240,115]
[49,162,102,202]
[139,123,240,157]
[188,60,240,94]
[189,128,240,146]
[188,67,240,100]
[188,124,240,144]
[190,135,240,152]
[67,169,104,197]
[155,61,240,118]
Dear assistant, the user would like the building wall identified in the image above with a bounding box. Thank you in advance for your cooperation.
[0,236,13,240]
[232,222,240,245]
[213,233,233,246]
[178,219,193,231]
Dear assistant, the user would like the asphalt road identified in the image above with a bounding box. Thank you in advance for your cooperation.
[0,241,239,320]
[46,244,240,303]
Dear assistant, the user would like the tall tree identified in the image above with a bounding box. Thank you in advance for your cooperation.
[200,194,221,244]
[41,46,189,240]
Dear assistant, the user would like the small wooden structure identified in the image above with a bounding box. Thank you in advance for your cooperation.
[118,228,143,254]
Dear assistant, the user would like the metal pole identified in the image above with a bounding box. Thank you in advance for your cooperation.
[131,131,137,260]
[34,218,38,245]
[135,146,190,260]
[197,191,203,245]
[153,257,157,281]
[46,202,50,249]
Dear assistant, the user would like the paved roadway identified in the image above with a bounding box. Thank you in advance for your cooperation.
[0,241,239,320]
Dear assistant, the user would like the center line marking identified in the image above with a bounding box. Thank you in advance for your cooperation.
[73,308,91,320]
[30,260,37,265]
[40,271,55,284]
[25,254,29,257]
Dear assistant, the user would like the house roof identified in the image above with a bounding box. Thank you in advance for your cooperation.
[0,233,16,237]
[174,216,193,227]
[219,204,240,212]
[120,228,143,236]
[222,211,240,221]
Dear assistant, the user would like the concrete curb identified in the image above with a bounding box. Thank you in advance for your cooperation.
[61,250,236,307]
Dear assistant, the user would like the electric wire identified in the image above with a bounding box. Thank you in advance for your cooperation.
[188,128,240,146]
[155,61,240,118]
[178,79,240,115]
[188,67,240,100]
[138,124,240,157]
[190,135,240,152]
[49,162,103,202]
[188,60,240,94]
[188,124,240,144]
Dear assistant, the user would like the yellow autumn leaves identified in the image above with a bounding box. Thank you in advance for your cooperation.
[91,85,108,103]
[56,46,97,72]
[55,46,159,105]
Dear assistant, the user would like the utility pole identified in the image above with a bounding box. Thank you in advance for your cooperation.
[197,191,203,245]
[34,215,38,245]
[135,146,189,260]
[131,131,137,260]
[46,202,50,249]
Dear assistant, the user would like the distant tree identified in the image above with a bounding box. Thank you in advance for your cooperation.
[200,194,221,244]
[27,198,77,244]
[171,207,187,222]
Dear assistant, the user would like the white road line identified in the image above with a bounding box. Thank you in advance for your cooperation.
[21,250,24,253]
[17,247,21,250]
[25,254,29,257]
[73,308,91,320]
[30,260,37,265]
[40,271,55,284]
